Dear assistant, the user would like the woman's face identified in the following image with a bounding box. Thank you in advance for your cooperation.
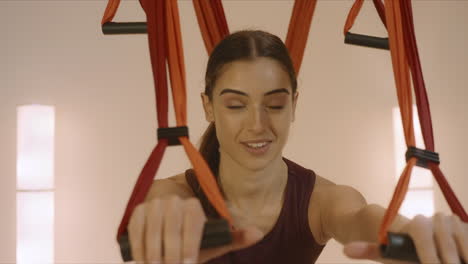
[202,57,298,171]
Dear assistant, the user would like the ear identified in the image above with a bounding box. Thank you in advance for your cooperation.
[201,93,215,122]
[292,91,299,122]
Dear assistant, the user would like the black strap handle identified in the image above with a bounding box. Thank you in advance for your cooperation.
[345,32,389,50]
[118,218,232,262]
[381,232,466,263]
[157,126,189,146]
[102,22,148,35]
[405,146,440,168]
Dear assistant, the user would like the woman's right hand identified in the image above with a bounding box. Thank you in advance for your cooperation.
[128,196,264,264]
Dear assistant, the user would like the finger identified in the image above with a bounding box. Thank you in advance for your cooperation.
[407,215,440,264]
[343,241,380,260]
[343,241,415,264]
[182,198,206,264]
[145,199,165,263]
[434,213,460,264]
[128,203,146,263]
[163,196,184,264]
[451,215,468,263]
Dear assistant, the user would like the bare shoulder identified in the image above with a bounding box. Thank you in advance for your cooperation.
[307,174,335,244]
[308,174,366,244]
[144,172,196,202]
[313,175,365,203]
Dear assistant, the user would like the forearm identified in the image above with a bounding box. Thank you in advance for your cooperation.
[343,204,410,244]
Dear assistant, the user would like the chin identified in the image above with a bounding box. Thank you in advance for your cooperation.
[240,158,272,171]
[235,151,281,172]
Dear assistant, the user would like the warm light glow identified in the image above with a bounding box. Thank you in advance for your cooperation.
[16,105,55,264]
[17,192,54,264]
[400,190,434,218]
[392,105,434,217]
[17,105,55,190]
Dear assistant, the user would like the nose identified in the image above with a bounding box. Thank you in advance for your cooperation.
[245,105,269,134]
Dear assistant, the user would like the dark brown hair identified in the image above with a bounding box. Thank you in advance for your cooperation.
[199,30,297,177]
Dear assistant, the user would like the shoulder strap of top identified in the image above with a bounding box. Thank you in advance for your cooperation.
[283,158,319,242]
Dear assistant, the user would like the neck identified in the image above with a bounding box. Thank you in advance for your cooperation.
[218,153,288,215]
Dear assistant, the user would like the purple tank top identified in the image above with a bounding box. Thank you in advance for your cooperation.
[185,158,325,264]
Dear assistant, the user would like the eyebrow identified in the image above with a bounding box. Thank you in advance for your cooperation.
[265,88,290,96]
[219,88,290,96]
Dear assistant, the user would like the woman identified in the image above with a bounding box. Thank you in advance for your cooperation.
[128,30,468,264]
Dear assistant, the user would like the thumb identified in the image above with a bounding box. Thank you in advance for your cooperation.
[199,226,264,262]
[343,241,381,260]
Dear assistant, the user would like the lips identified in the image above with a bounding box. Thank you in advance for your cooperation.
[241,140,272,155]
[245,142,268,148]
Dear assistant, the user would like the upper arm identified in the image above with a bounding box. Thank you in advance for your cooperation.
[144,173,195,202]
[315,181,368,244]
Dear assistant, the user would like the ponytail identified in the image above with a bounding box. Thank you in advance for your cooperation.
[199,122,220,178]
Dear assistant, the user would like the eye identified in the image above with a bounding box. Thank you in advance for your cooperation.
[268,105,284,110]
[265,96,287,110]
[226,105,245,110]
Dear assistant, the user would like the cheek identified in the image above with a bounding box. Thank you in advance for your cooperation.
[215,108,241,128]
[271,109,293,139]
[213,106,243,144]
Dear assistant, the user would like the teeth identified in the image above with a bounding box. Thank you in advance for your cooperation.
[246,142,268,148]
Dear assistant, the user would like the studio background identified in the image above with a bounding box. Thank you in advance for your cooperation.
[1,0,467,263]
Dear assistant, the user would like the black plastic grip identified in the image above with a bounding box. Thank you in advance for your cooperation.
[405,146,440,168]
[157,126,189,146]
[380,232,420,262]
[102,22,147,35]
[118,231,133,262]
[345,32,389,50]
[381,232,466,263]
[200,218,233,249]
[118,218,232,262]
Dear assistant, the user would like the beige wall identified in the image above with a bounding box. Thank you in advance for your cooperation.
[1,0,467,263]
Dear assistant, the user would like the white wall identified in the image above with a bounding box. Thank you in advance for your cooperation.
[1,0,467,263]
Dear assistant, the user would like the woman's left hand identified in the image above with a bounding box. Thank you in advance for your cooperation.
[343,213,468,264]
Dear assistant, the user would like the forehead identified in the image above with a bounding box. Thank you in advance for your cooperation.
[214,57,292,96]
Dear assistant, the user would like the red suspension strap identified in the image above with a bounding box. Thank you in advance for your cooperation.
[373,0,386,27]
[380,0,468,243]
[344,0,386,31]
[343,0,365,36]
[101,0,232,261]
[344,0,467,262]
[284,0,318,74]
[192,0,317,75]
[379,0,417,243]
[192,0,229,54]
[400,0,467,221]
[163,0,232,223]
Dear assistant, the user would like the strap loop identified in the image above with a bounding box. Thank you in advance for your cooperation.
[405,146,440,168]
[157,126,189,146]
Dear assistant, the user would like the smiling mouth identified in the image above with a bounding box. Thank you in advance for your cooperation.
[245,142,269,148]
[241,141,272,155]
